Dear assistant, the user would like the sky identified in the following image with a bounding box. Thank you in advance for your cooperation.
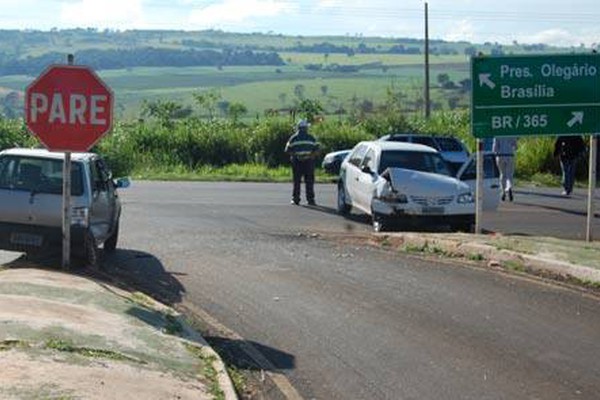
[0,0,599,47]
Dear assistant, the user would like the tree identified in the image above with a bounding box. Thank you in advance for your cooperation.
[227,102,248,124]
[278,93,287,106]
[193,89,221,121]
[293,84,306,100]
[296,99,323,123]
[141,100,190,128]
[437,73,451,87]
[464,46,477,57]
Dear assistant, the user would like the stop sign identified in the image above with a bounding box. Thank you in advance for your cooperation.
[25,65,113,152]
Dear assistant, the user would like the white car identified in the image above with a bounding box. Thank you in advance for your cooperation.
[337,141,500,232]
[0,148,129,265]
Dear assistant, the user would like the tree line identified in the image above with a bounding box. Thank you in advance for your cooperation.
[0,48,284,76]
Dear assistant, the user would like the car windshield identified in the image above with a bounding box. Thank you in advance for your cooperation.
[379,150,453,176]
[435,137,465,152]
[0,155,84,196]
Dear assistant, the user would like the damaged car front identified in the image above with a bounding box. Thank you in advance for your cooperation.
[371,167,475,232]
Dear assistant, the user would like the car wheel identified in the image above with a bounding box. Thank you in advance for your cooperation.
[104,221,119,252]
[84,230,99,268]
[372,212,388,232]
[452,219,474,233]
[337,183,351,215]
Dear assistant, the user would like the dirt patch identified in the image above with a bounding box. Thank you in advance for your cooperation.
[0,351,208,400]
[0,294,143,349]
[0,268,100,291]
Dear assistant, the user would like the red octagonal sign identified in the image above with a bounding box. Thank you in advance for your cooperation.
[25,65,113,152]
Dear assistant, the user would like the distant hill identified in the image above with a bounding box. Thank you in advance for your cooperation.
[0,28,563,77]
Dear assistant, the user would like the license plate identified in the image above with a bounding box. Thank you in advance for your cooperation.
[10,232,43,247]
[421,206,444,215]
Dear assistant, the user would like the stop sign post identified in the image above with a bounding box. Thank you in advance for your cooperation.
[25,63,113,268]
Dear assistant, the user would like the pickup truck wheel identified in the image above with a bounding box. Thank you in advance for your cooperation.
[104,222,119,252]
[84,230,99,268]
[372,212,389,232]
[452,219,475,233]
[337,183,351,215]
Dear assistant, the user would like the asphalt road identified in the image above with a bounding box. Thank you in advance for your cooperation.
[2,181,599,399]
[99,181,600,400]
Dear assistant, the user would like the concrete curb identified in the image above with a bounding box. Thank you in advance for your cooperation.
[97,276,239,400]
[377,232,600,285]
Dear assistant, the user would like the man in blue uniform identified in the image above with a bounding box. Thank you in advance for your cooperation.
[285,119,320,205]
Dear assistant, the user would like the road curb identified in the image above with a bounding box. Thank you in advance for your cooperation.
[91,269,239,400]
[376,232,600,285]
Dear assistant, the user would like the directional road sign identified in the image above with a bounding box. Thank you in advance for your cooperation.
[471,53,600,138]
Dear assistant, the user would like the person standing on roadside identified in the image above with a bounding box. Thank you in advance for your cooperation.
[554,135,586,196]
[492,136,518,201]
[285,119,320,205]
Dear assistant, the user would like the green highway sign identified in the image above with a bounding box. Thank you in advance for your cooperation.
[471,53,600,138]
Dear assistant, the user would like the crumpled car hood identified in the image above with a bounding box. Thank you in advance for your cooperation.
[381,168,470,196]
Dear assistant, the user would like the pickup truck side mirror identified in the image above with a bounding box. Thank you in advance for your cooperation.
[114,177,131,189]
[361,165,373,175]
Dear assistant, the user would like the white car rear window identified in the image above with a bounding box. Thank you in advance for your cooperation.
[0,156,84,196]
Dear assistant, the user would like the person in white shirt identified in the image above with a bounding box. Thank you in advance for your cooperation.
[492,136,518,201]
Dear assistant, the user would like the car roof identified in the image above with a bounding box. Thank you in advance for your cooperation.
[359,140,438,153]
[384,133,456,139]
[0,147,96,162]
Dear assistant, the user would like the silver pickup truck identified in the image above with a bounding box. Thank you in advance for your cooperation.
[0,148,128,266]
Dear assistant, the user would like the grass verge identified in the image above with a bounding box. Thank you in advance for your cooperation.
[131,163,335,183]
[184,343,225,400]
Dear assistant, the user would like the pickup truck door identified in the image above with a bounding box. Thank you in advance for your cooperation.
[456,152,501,211]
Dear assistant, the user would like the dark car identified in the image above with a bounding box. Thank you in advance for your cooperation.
[322,149,351,175]
[378,133,470,174]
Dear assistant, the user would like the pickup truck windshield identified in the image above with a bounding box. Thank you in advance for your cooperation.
[0,155,84,196]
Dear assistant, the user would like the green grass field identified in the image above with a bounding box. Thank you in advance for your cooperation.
[0,53,470,120]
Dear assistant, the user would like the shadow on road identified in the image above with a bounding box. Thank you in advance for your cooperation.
[101,248,186,305]
[205,336,295,371]
[305,204,470,233]
[2,248,187,306]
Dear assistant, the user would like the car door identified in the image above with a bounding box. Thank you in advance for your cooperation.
[343,144,368,208]
[456,152,501,211]
[355,148,379,213]
[88,157,116,242]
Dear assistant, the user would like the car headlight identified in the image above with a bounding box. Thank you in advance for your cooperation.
[71,206,89,227]
[378,192,408,203]
[457,192,475,204]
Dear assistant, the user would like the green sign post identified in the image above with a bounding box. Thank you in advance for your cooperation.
[471,53,600,138]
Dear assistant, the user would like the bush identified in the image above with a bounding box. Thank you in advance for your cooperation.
[249,118,294,167]
[0,118,37,150]
[312,120,374,154]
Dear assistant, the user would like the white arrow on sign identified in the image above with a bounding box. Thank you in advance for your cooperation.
[567,111,584,128]
[478,73,496,89]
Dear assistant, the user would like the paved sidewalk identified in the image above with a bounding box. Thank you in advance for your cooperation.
[0,266,237,400]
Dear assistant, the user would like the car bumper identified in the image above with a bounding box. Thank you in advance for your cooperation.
[372,198,474,218]
[0,223,87,254]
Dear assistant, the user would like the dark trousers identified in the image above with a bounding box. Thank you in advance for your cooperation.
[560,157,577,194]
[291,158,315,202]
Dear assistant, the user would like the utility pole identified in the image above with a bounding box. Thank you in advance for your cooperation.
[424,1,431,118]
